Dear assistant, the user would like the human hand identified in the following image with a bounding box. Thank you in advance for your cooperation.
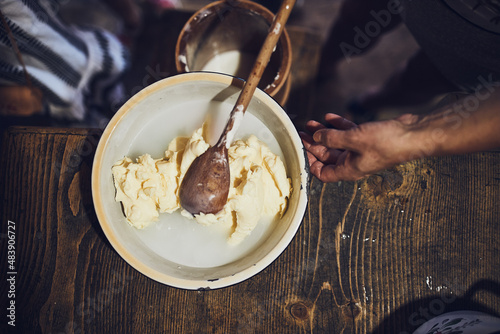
[300,113,415,182]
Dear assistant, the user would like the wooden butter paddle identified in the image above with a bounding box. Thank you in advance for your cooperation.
[179,0,296,215]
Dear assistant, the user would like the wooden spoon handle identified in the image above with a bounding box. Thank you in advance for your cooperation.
[217,0,296,148]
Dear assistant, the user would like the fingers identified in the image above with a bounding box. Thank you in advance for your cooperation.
[305,120,326,133]
[305,114,358,151]
[301,115,364,182]
[299,131,314,148]
[312,128,357,152]
[305,114,356,132]
[305,150,319,167]
[396,113,419,125]
[300,132,343,165]
[300,132,318,165]
[309,161,340,182]
[309,159,364,183]
[324,113,357,130]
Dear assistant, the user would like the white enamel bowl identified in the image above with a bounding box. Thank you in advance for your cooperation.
[92,72,309,289]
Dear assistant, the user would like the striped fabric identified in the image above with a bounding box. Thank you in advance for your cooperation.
[0,0,128,121]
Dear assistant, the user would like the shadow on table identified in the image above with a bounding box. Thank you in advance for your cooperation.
[372,279,500,334]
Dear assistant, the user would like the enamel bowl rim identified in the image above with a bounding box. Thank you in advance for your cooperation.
[91,72,309,289]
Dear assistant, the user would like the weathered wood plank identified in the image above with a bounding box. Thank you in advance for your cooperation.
[309,158,500,333]
[1,50,500,334]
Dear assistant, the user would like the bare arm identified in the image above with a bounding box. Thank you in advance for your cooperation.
[301,89,500,182]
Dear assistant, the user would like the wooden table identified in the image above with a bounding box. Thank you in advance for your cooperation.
[2,9,500,334]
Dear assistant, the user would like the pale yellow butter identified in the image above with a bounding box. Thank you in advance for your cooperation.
[112,126,291,245]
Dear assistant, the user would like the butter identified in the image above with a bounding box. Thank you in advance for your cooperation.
[112,126,291,245]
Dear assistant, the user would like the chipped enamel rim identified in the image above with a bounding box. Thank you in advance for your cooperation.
[92,72,309,290]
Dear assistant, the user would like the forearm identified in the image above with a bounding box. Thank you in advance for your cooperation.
[303,91,500,182]
[403,89,500,161]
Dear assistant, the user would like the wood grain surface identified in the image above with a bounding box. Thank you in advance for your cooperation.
[1,125,499,333]
[1,8,500,334]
